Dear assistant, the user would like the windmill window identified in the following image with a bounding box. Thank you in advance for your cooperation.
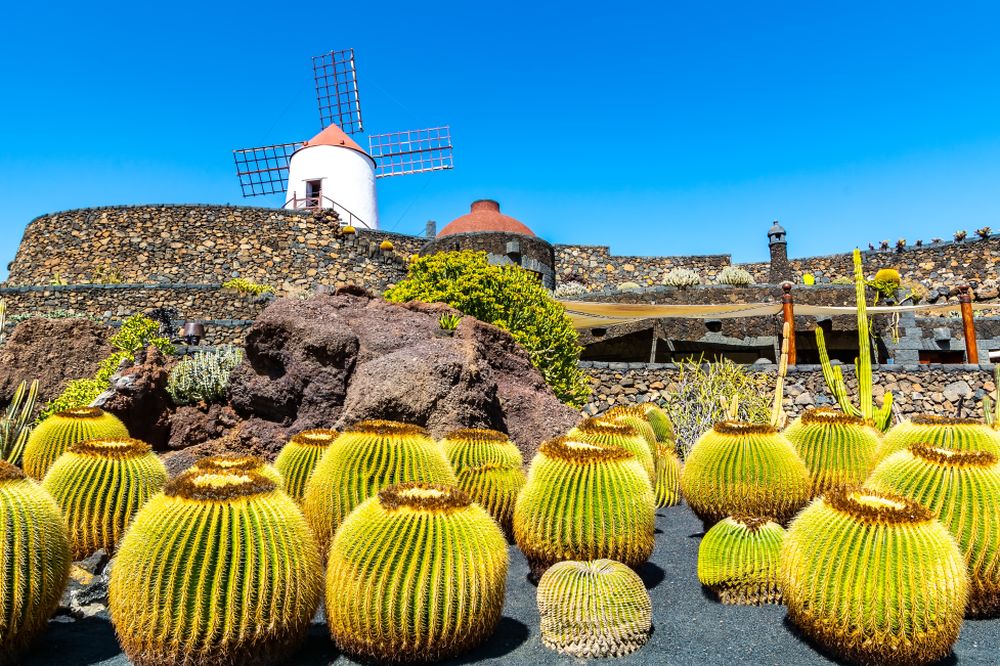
[305,180,322,207]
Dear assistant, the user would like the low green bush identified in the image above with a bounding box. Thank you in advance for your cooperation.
[167,346,244,406]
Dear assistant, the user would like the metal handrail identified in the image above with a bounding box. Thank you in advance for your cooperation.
[284,194,371,229]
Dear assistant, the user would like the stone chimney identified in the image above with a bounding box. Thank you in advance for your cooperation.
[425,220,437,238]
[767,220,792,284]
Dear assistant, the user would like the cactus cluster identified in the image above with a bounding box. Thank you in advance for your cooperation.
[441,428,525,535]
[569,417,655,480]
[166,345,243,406]
[22,407,130,480]
[600,404,682,507]
[274,429,338,501]
[326,482,508,662]
[697,516,785,605]
[537,559,652,658]
[716,266,755,286]
[782,407,881,497]
[875,415,1000,462]
[0,462,71,665]
[663,267,701,286]
[109,467,322,666]
[42,437,167,559]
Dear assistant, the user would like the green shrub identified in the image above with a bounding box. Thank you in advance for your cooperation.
[166,346,243,406]
[223,277,275,297]
[385,251,589,406]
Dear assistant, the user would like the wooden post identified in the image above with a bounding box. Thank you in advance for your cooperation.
[959,284,979,364]
[781,281,797,366]
[649,328,658,364]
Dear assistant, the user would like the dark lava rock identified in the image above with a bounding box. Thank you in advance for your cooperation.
[94,346,174,449]
[166,403,240,450]
[59,549,111,620]
[229,293,579,460]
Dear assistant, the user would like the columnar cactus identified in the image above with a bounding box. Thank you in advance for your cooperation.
[42,438,167,559]
[441,428,525,535]
[514,436,655,576]
[109,468,322,666]
[274,429,338,501]
[188,453,283,485]
[568,417,655,480]
[697,516,785,604]
[0,462,71,665]
[325,482,508,662]
[302,420,456,552]
[867,444,1000,617]
[680,421,810,526]
[781,487,969,665]
[537,559,652,658]
[782,407,881,497]
[876,415,1000,462]
[22,407,129,480]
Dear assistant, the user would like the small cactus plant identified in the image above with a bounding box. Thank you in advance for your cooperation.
[680,421,810,526]
[537,559,652,658]
[955,229,968,242]
[641,402,676,444]
[379,239,394,251]
[875,414,1000,462]
[42,437,167,559]
[109,468,322,666]
[568,417,655,481]
[440,428,525,535]
[0,462,71,664]
[166,345,243,406]
[663,267,701,287]
[781,487,969,666]
[653,442,683,507]
[976,226,991,239]
[188,453,282,486]
[325,482,508,662]
[599,405,658,453]
[599,405,681,507]
[782,407,881,497]
[716,266,755,286]
[698,516,785,605]
[274,429,338,502]
[514,436,655,577]
[22,407,130,480]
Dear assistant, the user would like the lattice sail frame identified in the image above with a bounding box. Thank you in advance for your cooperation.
[313,49,363,134]
[369,126,454,178]
[232,143,302,197]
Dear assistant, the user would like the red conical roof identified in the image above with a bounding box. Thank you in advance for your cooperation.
[437,200,535,237]
[303,124,370,157]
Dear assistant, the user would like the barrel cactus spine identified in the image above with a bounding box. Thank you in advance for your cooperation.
[109,469,322,666]
[568,417,655,480]
[42,437,167,559]
[875,414,1000,462]
[22,407,129,480]
[782,407,881,497]
[698,516,785,604]
[188,453,283,486]
[0,462,71,665]
[325,482,508,662]
[274,429,338,502]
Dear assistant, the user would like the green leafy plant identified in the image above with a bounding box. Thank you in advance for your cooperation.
[50,273,67,286]
[782,407,881,497]
[275,429,338,502]
[875,414,1000,463]
[698,516,785,605]
[385,251,589,406]
[22,407,129,480]
[222,277,275,297]
[438,312,462,331]
[91,262,123,285]
[663,267,701,287]
[166,346,243,405]
[716,266,755,286]
[0,380,37,465]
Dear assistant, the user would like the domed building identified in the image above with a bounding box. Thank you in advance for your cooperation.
[422,199,555,288]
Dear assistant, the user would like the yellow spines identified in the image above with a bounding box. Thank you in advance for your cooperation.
[603,404,683,508]
[598,405,659,454]
[274,429,338,501]
[568,417,655,480]
[867,444,1000,618]
[875,414,1000,462]
[513,437,655,577]
[188,453,283,486]
[325,482,508,662]
[22,407,129,480]
[697,516,785,605]
[780,487,969,666]
[42,437,167,559]
[440,428,523,470]
[782,407,881,497]
[441,428,525,535]
[654,443,682,508]
[0,462,70,665]
[680,421,810,526]
[109,468,322,666]
[537,559,652,658]
[302,420,456,552]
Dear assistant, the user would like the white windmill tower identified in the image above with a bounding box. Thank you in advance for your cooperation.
[233,49,453,229]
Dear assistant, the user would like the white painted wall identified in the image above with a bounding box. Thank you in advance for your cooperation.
[284,145,379,229]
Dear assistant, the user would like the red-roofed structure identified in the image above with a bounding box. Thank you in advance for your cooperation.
[302,124,372,159]
[437,200,535,238]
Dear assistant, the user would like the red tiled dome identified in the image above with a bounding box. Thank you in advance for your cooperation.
[437,200,535,237]
[301,124,370,158]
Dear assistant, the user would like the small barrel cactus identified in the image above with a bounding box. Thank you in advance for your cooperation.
[876,414,1000,462]
[782,407,881,497]
[440,429,525,535]
[537,559,652,658]
[302,420,456,552]
[654,442,683,507]
[326,482,508,662]
[781,487,969,665]
[274,429,338,501]
[867,444,1000,617]
[514,436,655,577]
[698,516,785,604]
[109,468,322,666]
[42,437,167,559]
[22,407,129,480]
[188,453,283,486]
[599,405,658,453]
[681,421,810,526]
[440,428,523,472]
[0,462,71,664]
[568,417,655,480]
[641,402,676,443]
[599,405,681,506]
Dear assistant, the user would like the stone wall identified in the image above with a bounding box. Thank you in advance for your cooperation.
[553,244,732,291]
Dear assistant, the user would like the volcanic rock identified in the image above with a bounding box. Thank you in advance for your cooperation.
[93,346,174,449]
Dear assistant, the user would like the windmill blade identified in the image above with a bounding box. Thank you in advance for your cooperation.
[232,142,302,197]
[369,126,454,179]
[313,49,363,134]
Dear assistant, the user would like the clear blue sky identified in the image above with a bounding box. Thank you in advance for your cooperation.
[2,2,999,281]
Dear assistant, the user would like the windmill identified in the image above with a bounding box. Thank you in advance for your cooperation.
[233,49,453,230]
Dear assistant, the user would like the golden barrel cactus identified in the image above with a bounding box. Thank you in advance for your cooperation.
[441,428,525,534]
[109,468,322,666]
[568,417,655,480]
[302,420,456,552]
[867,444,1000,617]
[440,427,523,471]
[188,453,283,485]
[697,516,785,604]
[274,429,338,501]
[513,437,655,576]
[0,462,71,665]
[781,487,969,665]
[22,407,129,480]
[42,437,167,559]
[876,415,1000,462]
[654,443,683,507]
[641,403,675,444]
[782,407,881,496]
[325,482,508,662]
[680,421,810,526]
[537,559,652,658]
[598,405,658,453]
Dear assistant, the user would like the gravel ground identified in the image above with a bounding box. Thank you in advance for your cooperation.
[28,502,997,665]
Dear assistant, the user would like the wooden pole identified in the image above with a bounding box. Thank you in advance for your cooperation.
[781,281,797,366]
[649,327,658,364]
[959,284,979,364]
